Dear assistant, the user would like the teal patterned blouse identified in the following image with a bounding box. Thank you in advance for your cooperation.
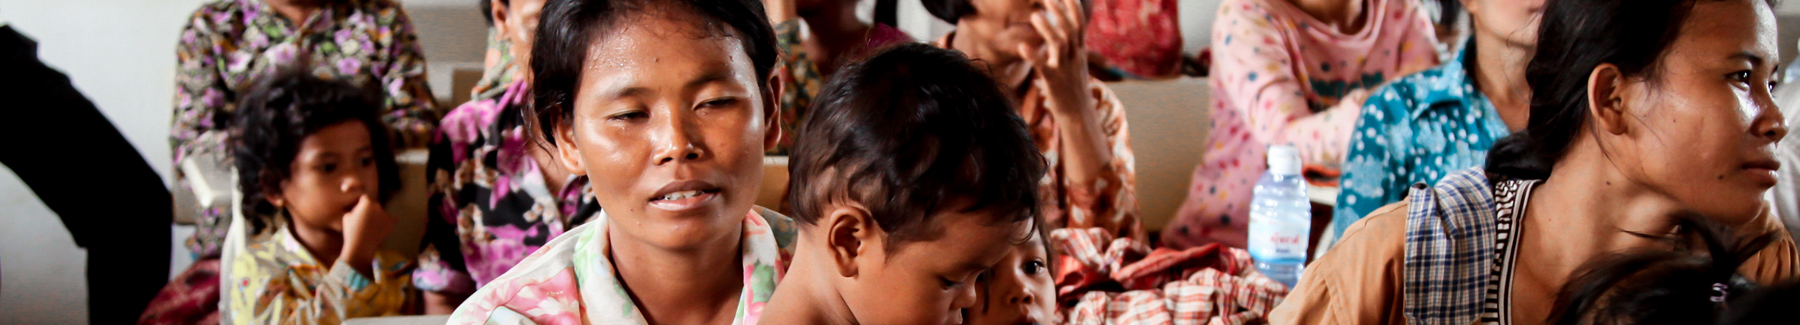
[1328,44,1513,248]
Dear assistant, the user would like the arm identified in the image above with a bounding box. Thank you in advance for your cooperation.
[229,248,413,324]
[374,5,440,148]
[1057,84,1143,241]
[1208,3,1389,166]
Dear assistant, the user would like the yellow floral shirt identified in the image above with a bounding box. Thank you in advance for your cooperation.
[226,225,415,325]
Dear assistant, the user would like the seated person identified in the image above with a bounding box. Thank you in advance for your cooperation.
[1165,0,1440,248]
[1328,0,1542,251]
[466,0,537,103]
[444,0,797,322]
[923,0,1142,241]
[762,0,912,153]
[761,43,1045,325]
[1273,0,1795,323]
[410,0,598,313]
[224,69,414,324]
[173,0,438,258]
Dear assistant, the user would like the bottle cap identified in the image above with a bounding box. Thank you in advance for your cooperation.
[1267,145,1301,176]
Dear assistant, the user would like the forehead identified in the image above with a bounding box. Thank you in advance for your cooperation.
[577,8,754,91]
[899,211,1029,267]
[299,121,370,151]
[1668,0,1777,63]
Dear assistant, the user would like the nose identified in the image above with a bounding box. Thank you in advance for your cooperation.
[340,173,365,195]
[651,110,707,165]
[953,281,981,311]
[1754,100,1789,142]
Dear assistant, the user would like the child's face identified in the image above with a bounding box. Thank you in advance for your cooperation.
[964,233,1057,325]
[275,121,378,230]
[842,212,1028,325]
[552,7,778,250]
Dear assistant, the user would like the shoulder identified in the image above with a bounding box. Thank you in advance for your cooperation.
[754,206,799,256]
[1272,201,1407,324]
[1744,208,1800,284]
[183,0,245,33]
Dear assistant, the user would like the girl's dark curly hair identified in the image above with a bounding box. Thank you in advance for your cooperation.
[1546,212,1777,325]
[231,68,400,233]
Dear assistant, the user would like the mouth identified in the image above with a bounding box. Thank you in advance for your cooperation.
[1745,158,1782,173]
[648,180,724,211]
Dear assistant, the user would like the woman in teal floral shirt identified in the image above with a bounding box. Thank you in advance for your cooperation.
[171,0,438,257]
[1326,0,1540,252]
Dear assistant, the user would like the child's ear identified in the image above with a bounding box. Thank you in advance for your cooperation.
[823,202,876,278]
[551,111,589,175]
[762,76,784,152]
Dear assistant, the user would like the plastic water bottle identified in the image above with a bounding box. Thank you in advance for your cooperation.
[1249,145,1310,288]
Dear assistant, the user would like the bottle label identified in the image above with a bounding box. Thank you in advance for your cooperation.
[1248,212,1310,263]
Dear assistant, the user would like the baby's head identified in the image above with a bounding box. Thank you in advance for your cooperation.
[787,43,1048,325]
[530,0,780,250]
[233,69,398,233]
[966,225,1058,325]
[1546,212,1774,325]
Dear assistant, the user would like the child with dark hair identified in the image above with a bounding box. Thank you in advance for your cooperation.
[1545,213,1776,325]
[761,43,1047,325]
[445,0,798,323]
[224,69,414,324]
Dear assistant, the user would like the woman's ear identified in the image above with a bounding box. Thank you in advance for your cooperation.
[822,202,877,278]
[1587,63,1632,135]
[763,75,785,152]
[552,112,589,175]
[490,0,513,39]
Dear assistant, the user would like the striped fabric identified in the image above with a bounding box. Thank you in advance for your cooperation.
[1400,168,1538,325]
[1055,228,1289,325]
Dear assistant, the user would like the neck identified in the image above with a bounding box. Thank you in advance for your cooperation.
[608,223,746,325]
[1468,30,1533,131]
[947,24,1032,95]
[287,216,345,267]
[1288,0,1365,34]
[761,237,857,325]
[800,3,872,75]
[263,0,322,23]
[1522,135,1687,283]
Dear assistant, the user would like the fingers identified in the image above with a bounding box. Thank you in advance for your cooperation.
[1058,0,1084,36]
[1018,43,1047,68]
[1029,13,1064,67]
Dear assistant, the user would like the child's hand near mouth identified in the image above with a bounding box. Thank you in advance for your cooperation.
[341,194,394,276]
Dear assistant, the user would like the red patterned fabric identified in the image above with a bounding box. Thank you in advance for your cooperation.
[1085,0,1182,78]
[139,258,221,325]
[1052,228,1288,325]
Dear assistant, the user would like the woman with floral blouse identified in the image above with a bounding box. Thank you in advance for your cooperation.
[921,0,1143,241]
[172,0,439,258]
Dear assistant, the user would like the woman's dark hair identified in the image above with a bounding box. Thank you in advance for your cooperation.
[232,68,400,233]
[1545,212,1776,325]
[1486,0,1776,179]
[920,0,971,23]
[529,0,778,146]
[1720,280,1800,325]
[787,43,1046,246]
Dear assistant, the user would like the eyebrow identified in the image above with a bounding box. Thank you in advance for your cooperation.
[598,68,737,101]
[1731,51,1768,67]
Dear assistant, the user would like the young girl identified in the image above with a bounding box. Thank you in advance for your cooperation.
[964,226,1059,325]
[224,69,413,324]
[1167,0,1441,248]
[445,0,796,323]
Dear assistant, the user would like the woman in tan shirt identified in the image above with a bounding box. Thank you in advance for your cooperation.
[1272,0,1797,323]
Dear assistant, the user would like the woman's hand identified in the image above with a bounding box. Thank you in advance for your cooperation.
[1018,0,1092,115]
[341,194,393,276]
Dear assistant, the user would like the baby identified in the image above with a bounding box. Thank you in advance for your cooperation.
[761,43,1049,325]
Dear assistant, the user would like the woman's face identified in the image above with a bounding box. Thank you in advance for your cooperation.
[957,0,1045,60]
[495,0,547,79]
[554,7,778,250]
[963,232,1057,325]
[1464,0,1543,47]
[1607,0,1786,222]
[277,121,379,231]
